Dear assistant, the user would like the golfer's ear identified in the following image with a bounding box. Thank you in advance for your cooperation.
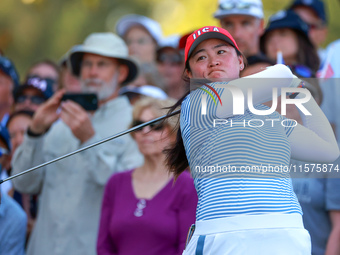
[186,69,193,79]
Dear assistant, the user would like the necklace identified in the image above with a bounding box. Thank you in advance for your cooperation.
[134,199,146,217]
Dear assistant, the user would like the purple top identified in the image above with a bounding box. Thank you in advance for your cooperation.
[97,170,198,255]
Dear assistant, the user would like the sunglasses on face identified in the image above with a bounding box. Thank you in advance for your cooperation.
[15,95,46,105]
[157,53,183,65]
[132,120,165,132]
[307,22,326,30]
[219,2,260,10]
[288,64,314,78]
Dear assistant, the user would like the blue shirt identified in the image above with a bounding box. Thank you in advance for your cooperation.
[181,83,301,221]
[291,158,340,255]
[0,192,27,255]
[0,113,9,127]
[319,39,340,144]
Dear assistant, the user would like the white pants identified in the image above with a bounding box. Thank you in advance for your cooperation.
[183,213,311,255]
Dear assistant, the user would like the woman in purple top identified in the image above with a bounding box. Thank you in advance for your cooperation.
[97,97,198,255]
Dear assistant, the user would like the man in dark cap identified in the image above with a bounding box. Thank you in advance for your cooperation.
[13,76,54,112]
[0,55,20,126]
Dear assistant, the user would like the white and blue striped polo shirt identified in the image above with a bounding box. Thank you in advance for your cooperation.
[181,82,302,221]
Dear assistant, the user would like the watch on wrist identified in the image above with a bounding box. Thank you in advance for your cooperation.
[27,127,45,137]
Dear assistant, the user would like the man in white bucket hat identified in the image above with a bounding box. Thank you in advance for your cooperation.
[70,32,139,101]
[11,33,143,255]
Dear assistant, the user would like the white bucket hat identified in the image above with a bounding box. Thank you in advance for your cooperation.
[69,32,138,84]
[214,0,264,19]
[119,85,168,100]
[115,14,163,44]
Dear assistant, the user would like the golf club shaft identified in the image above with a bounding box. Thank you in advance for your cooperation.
[0,109,180,184]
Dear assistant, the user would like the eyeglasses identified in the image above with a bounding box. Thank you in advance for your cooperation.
[307,22,326,30]
[132,120,165,132]
[0,147,9,157]
[219,2,261,10]
[157,53,183,65]
[288,64,314,78]
[126,38,154,46]
[15,95,46,105]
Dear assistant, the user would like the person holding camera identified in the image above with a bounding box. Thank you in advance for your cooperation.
[11,33,143,255]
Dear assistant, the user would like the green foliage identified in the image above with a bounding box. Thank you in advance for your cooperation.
[0,0,339,80]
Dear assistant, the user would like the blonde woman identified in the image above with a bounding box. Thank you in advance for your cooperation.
[97,97,197,255]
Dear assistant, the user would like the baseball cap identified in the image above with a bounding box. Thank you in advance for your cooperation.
[289,0,327,24]
[178,31,194,51]
[260,10,312,47]
[214,0,264,19]
[115,14,163,44]
[158,35,180,49]
[69,32,139,85]
[119,85,168,100]
[13,76,54,100]
[184,26,240,63]
[0,125,11,153]
[0,56,20,87]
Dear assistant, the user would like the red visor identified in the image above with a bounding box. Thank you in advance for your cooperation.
[184,26,240,63]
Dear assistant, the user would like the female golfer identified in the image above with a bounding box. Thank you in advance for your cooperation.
[166,26,339,254]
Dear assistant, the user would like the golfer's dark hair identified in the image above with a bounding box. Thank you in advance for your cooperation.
[164,57,202,179]
[164,91,190,180]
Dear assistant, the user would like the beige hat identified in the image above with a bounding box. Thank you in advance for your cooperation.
[69,32,138,84]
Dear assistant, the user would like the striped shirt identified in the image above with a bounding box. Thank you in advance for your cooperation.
[181,82,302,221]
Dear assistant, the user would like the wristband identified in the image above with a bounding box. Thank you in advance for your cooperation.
[27,127,46,137]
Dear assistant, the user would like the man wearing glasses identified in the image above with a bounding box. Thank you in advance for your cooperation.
[11,33,143,255]
[213,0,264,58]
